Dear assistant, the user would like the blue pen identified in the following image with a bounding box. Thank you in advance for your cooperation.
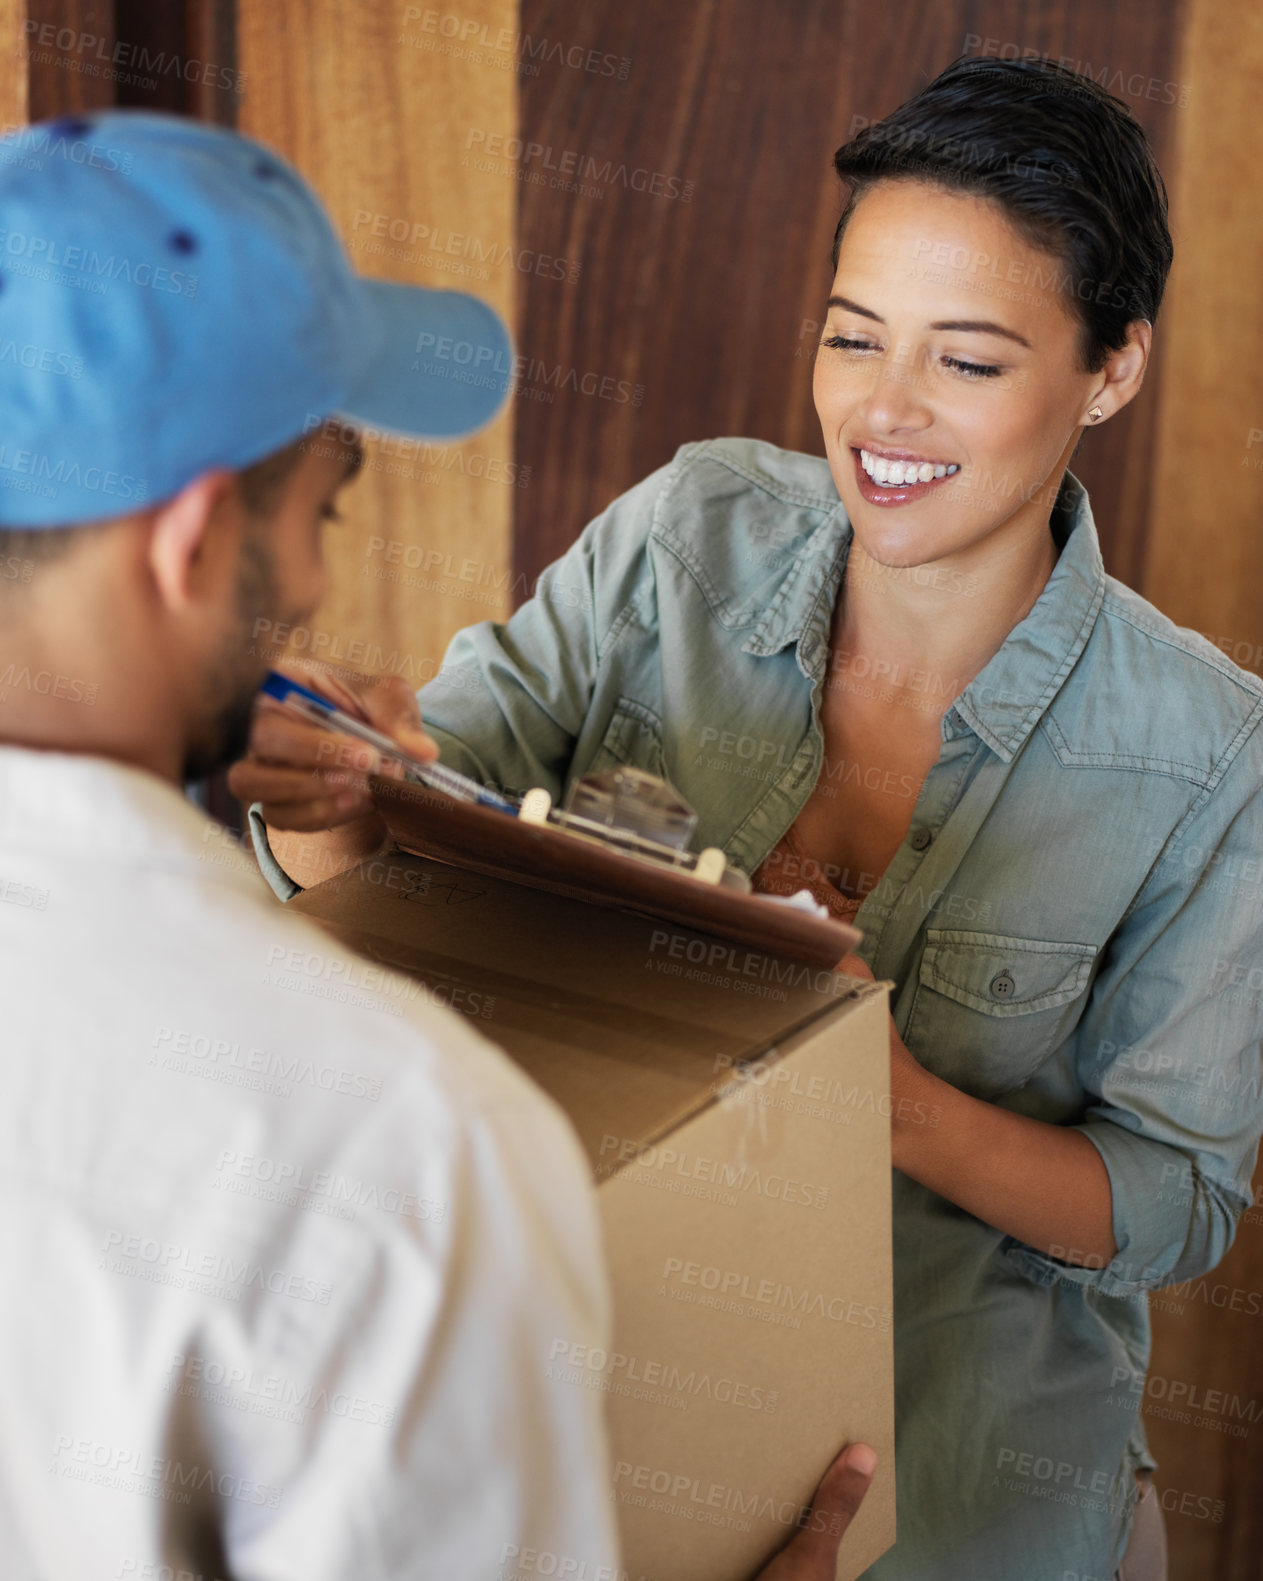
[260,670,518,812]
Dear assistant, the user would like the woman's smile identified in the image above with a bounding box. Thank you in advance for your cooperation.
[853,444,961,506]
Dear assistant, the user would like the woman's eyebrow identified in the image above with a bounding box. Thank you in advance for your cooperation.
[929,317,1032,348]
[827,294,882,321]
[826,295,1032,349]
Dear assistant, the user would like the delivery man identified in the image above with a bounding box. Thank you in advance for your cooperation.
[0,111,873,1578]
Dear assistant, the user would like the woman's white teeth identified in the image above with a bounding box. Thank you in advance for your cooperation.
[859,449,959,486]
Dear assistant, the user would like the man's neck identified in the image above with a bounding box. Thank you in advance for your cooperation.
[0,622,183,785]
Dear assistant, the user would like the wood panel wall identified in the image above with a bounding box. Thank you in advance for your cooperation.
[23,0,114,118]
[1139,4,1263,1574]
[1147,0,1263,671]
[0,0,27,126]
[237,0,518,699]
[23,0,237,122]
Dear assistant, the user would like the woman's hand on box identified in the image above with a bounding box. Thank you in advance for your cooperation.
[756,1443,877,1580]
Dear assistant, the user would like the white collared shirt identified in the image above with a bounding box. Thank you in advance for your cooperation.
[0,746,616,1580]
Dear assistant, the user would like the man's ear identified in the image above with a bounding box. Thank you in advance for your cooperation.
[147,469,237,611]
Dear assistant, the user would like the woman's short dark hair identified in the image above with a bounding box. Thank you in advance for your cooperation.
[831,56,1173,371]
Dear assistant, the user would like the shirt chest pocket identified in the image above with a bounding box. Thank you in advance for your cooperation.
[904,929,1099,1100]
[582,697,668,780]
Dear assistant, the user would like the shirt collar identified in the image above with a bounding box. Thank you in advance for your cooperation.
[741,470,1107,762]
[951,471,1106,761]
[742,498,850,666]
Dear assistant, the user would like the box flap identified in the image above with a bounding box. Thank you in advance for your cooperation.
[290,852,876,1169]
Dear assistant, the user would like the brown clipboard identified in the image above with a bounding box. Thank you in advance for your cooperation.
[369,776,861,971]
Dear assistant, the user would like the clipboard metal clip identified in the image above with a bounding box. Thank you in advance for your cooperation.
[521,770,747,891]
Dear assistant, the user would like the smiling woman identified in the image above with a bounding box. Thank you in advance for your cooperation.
[792,170,1154,906]
[241,56,1263,1581]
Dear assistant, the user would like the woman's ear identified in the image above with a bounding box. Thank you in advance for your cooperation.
[146,469,237,611]
[1085,319,1152,424]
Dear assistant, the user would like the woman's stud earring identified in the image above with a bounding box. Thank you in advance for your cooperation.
[1088,406,1104,422]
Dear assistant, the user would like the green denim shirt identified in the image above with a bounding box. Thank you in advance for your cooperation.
[253,437,1263,1579]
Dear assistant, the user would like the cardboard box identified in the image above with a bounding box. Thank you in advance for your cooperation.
[291,850,895,1580]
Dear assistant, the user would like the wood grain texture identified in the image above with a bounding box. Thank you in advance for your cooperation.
[18,0,236,123]
[180,0,237,124]
[514,0,1185,590]
[98,0,239,121]
[237,0,517,697]
[1145,0,1263,674]
[25,0,115,117]
[0,0,28,127]
[1140,11,1263,1579]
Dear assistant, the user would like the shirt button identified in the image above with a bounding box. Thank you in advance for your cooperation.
[990,971,1016,1000]
[910,828,932,852]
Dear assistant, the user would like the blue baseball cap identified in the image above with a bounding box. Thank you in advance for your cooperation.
[0,111,515,527]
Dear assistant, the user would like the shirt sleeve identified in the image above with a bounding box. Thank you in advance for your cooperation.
[416,454,683,799]
[1005,724,1263,1298]
[212,1068,618,1580]
[247,800,302,900]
